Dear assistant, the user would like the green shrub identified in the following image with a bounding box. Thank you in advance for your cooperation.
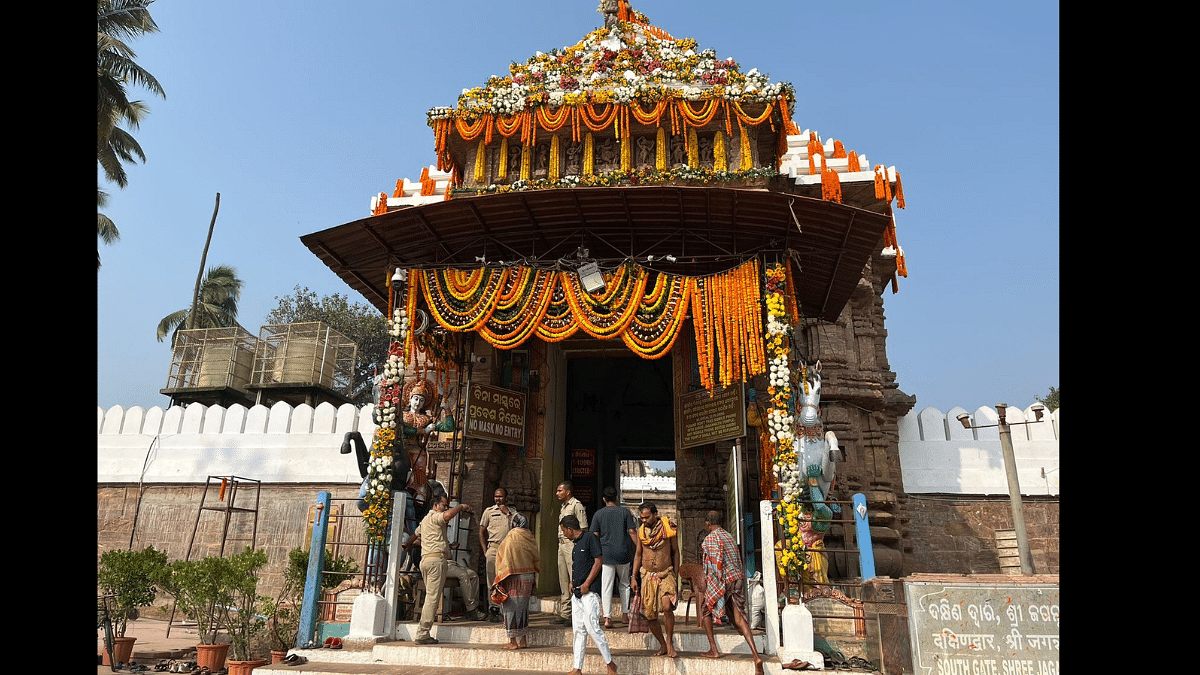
[97,546,169,638]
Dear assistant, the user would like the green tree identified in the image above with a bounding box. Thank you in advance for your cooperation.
[265,286,388,406]
[157,264,244,346]
[97,188,120,268]
[98,0,165,189]
[1037,386,1059,412]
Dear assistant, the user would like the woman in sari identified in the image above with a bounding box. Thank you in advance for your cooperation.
[491,513,539,649]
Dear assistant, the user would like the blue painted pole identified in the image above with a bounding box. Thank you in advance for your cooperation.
[852,493,876,581]
[297,491,331,648]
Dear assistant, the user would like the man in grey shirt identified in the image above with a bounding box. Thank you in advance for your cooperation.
[590,486,638,628]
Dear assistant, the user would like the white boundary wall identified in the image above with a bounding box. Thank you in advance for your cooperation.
[99,400,1061,497]
[897,403,1059,496]
[97,401,375,484]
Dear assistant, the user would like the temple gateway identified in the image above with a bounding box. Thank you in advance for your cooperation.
[300,0,915,599]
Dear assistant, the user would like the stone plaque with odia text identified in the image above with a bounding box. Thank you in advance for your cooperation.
[906,580,1059,675]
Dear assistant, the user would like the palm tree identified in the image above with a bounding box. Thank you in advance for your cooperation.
[98,0,164,188]
[157,264,245,347]
[97,188,120,268]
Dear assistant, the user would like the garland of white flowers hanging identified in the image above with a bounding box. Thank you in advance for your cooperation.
[362,277,416,545]
[763,261,807,580]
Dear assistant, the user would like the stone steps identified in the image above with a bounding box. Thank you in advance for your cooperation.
[251,610,872,675]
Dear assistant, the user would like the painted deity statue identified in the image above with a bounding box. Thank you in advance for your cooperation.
[795,361,838,586]
[400,377,455,521]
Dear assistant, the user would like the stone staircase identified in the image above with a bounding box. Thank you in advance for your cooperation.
[252,600,873,675]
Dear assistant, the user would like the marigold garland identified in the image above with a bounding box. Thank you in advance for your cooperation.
[655,127,667,171]
[474,140,487,183]
[498,137,509,180]
[550,134,561,182]
[762,261,807,579]
[687,259,764,393]
[713,131,727,172]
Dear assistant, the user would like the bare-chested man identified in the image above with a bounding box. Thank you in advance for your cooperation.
[631,501,679,658]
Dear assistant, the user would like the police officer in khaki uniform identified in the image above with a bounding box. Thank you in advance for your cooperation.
[555,480,588,624]
[479,487,521,621]
[413,493,475,644]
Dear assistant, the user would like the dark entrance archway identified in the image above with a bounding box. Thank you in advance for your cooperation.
[564,356,674,519]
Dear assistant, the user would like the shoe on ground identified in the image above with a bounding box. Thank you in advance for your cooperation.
[489,611,501,623]
[466,609,488,621]
[414,636,439,645]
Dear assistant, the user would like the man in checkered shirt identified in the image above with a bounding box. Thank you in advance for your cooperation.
[698,510,763,675]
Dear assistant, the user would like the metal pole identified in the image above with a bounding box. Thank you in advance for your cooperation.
[298,492,331,648]
[998,418,1035,574]
[852,493,875,580]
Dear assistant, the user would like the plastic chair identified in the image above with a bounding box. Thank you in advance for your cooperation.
[677,562,705,626]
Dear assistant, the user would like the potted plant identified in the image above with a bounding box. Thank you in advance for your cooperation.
[224,547,270,675]
[97,545,168,665]
[158,554,235,670]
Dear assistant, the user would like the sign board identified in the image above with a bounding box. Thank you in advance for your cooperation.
[571,448,596,478]
[464,383,526,445]
[906,580,1059,675]
[676,385,746,450]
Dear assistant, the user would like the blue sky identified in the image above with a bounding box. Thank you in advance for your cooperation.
[97,0,1059,415]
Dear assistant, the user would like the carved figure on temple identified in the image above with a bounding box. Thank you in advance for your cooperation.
[698,136,714,168]
[508,144,522,181]
[598,0,620,28]
[798,506,829,587]
[670,135,686,167]
[636,134,654,169]
[535,143,550,177]
[598,138,618,172]
[566,141,582,175]
[401,378,456,524]
[795,361,838,531]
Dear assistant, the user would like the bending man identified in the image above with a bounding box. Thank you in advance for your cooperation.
[699,510,763,675]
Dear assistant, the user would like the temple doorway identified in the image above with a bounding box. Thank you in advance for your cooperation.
[564,356,675,518]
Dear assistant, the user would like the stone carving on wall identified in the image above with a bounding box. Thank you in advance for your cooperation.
[698,135,714,169]
[635,134,654,169]
[507,143,522,181]
[597,138,618,173]
[534,142,550,178]
[565,141,582,176]
[499,459,542,519]
[670,134,686,167]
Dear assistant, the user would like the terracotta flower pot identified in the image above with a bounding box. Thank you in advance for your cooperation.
[195,642,231,671]
[227,657,269,675]
[270,650,288,664]
[102,636,137,665]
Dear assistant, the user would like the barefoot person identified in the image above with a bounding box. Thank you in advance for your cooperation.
[698,510,763,675]
[560,514,618,675]
[491,514,538,650]
[630,501,679,658]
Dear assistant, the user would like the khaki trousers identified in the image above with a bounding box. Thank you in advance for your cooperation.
[557,540,574,619]
[485,547,499,609]
[417,555,447,640]
[446,560,481,612]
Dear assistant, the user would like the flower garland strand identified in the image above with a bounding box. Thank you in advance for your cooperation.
[763,261,806,580]
[363,275,414,545]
